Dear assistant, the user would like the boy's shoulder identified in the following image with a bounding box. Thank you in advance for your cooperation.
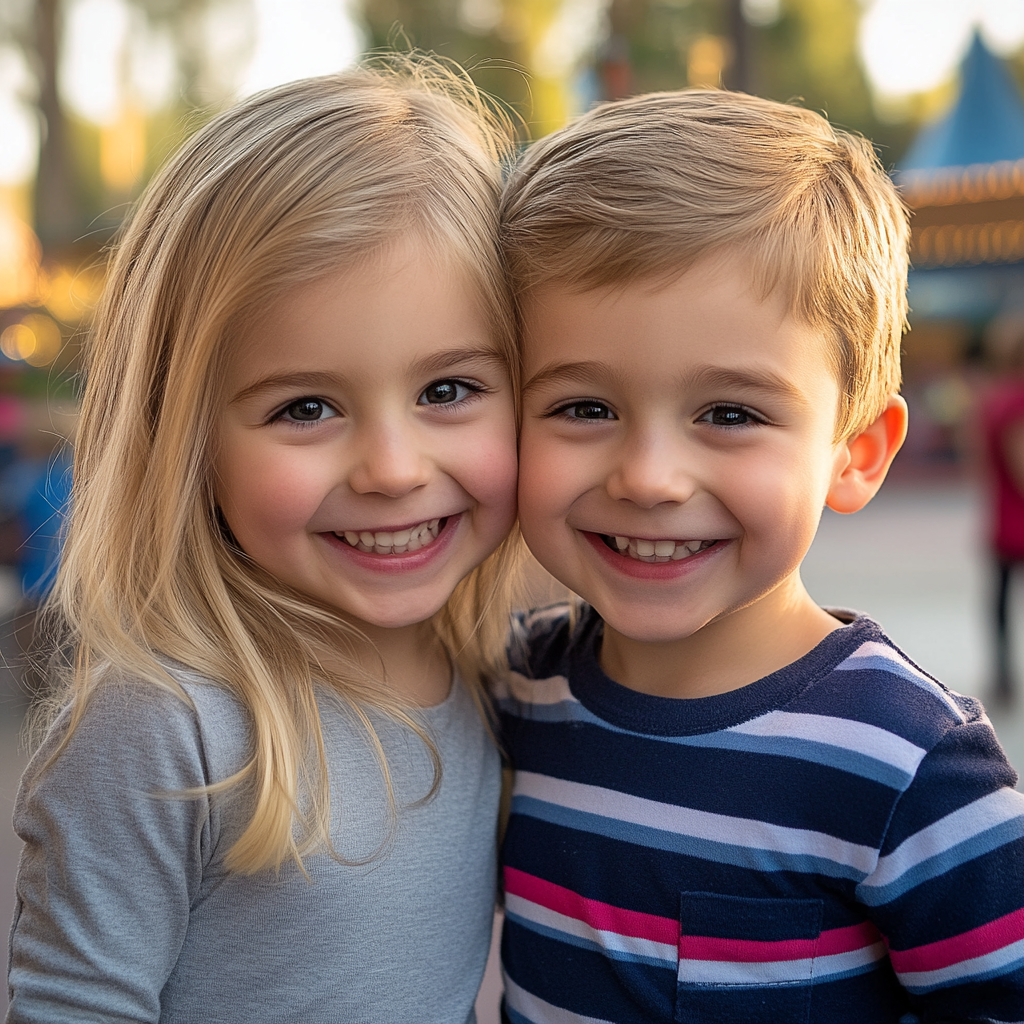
[507,601,585,680]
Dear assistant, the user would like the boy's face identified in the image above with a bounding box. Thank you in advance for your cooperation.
[518,254,850,646]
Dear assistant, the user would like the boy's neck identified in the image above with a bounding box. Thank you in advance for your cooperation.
[598,575,843,700]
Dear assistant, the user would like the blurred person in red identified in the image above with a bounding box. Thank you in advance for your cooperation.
[981,313,1024,708]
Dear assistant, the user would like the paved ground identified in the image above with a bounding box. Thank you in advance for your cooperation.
[1,480,1022,1020]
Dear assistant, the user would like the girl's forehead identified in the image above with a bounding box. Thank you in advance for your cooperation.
[219,248,504,396]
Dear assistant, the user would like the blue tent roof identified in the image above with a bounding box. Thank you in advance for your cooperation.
[901,30,1024,172]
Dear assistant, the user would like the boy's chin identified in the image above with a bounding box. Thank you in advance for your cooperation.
[592,605,709,646]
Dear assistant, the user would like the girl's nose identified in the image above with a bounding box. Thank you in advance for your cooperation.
[347,422,433,498]
[605,430,697,509]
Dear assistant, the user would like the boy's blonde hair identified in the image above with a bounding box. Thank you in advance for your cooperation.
[40,56,521,874]
[500,90,910,440]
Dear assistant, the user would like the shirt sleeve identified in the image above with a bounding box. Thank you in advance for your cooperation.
[856,714,1024,1023]
[7,681,214,1024]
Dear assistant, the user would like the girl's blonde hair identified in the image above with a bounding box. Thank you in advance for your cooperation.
[38,55,522,874]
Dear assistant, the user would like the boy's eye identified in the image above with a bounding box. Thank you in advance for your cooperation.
[418,379,477,405]
[559,401,616,420]
[282,398,336,423]
[700,405,760,427]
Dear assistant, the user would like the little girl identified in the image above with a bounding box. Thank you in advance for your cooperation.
[8,58,520,1023]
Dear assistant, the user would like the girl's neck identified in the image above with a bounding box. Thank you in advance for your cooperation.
[342,620,453,708]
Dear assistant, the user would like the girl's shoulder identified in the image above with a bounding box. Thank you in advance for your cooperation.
[28,665,251,794]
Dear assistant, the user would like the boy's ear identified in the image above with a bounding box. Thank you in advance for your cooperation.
[825,395,908,514]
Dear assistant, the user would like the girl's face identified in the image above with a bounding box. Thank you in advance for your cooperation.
[214,240,518,633]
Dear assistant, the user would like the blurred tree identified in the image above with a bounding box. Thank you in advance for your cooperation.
[32,0,81,252]
[12,0,233,256]
[360,0,536,129]
[605,0,913,162]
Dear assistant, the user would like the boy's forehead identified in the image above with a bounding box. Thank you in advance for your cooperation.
[518,261,841,411]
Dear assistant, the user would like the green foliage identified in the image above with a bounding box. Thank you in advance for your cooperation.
[359,1,534,120]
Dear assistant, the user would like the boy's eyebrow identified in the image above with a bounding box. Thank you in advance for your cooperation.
[524,360,807,405]
[522,361,613,396]
[683,365,809,405]
[230,347,505,404]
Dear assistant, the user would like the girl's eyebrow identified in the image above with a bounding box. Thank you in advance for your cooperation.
[230,347,506,404]
[409,346,507,377]
[230,371,348,405]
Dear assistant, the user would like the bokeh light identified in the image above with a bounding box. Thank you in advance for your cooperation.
[0,314,63,367]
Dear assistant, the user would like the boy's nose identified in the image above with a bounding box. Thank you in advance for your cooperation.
[605,432,697,508]
[347,421,433,498]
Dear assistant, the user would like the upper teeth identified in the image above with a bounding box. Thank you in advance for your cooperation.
[338,519,442,554]
[610,535,714,563]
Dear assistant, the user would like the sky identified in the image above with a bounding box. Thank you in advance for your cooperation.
[1,0,1024,185]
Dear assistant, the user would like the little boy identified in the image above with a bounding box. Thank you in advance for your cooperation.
[495,91,1024,1023]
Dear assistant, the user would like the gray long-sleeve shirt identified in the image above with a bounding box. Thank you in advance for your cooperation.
[7,668,500,1023]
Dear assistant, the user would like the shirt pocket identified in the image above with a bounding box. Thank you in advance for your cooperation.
[675,891,824,1024]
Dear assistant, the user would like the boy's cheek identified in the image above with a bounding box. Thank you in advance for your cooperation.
[517,436,578,524]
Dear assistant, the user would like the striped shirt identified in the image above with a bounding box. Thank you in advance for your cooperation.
[496,605,1024,1024]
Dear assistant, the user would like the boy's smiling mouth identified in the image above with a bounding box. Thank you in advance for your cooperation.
[599,534,718,563]
[334,516,449,555]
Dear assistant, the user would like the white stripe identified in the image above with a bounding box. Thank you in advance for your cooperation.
[678,939,888,987]
[515,771,878,873]
[493,672,576,705]
[862,789,1024,890]
[813,941,889,980]
[729,712,927,774]
[504,974,616,1024]
[838,642,965,720]
[506,892,677,966]
[898,936,1024,991]
[679,955,814,985]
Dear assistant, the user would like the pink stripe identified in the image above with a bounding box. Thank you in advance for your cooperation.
[504,867,678,945]
[680,921,883,965]
[818,921,884,956]
[889,907,1024,974]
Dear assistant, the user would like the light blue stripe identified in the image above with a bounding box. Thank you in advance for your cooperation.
[505,910,675,971]
[512,795,868,881]
[835,655,963,721]
[812,958,888,985]
[901,951,1024,994]
[499,701,912,788]
[680,732,912,789]
[505,1005,536,1024]
[858,817,1024,906]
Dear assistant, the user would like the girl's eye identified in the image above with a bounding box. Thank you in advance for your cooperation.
[281,398,336,423]
[700,405,761,427]
[418,379,478,406]
[558,401,616,420]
